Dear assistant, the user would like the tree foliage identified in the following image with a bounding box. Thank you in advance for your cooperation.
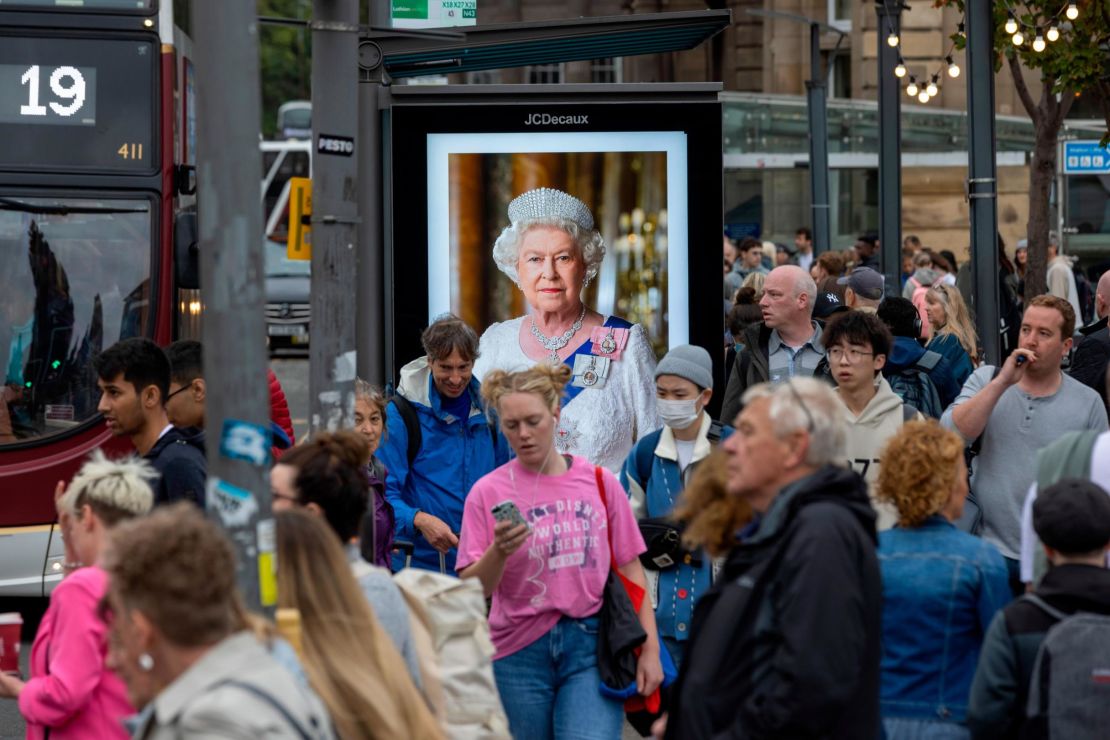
[939,0,1110,299]
[257,0,313,138]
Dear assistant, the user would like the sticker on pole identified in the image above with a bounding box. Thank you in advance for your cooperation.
[317,134,354,157]
[219,419,271,467]
[206,478,260,529]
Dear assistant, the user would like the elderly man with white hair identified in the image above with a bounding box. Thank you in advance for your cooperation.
[720,265,830,422]
[473,187,659,471]
[659,378,882,740]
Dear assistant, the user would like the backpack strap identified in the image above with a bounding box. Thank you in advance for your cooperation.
[634,435,656,488]
[1021,593,1069,622]
[212,679,321,740]
[914,350,943,372]
[389,395,422,468]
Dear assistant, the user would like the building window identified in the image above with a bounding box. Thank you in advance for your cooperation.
[466,70,500,85]
[590,58,623,83]
[828,0,852,31]
[526,63,564,84]
[826,52,851,99]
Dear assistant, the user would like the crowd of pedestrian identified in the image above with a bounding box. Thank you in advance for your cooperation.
[4,202,1110,739]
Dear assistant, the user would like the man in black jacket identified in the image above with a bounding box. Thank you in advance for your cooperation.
[94,338,206,506]
[967,477,1110,739]
[1069,270,1110,414]
[720,265,831,422]
[663,377,882,740]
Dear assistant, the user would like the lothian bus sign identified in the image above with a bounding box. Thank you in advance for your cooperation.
[391,0,476,29]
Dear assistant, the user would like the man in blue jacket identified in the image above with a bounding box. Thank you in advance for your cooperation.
[878,296,962,410]
[378,315,510,572]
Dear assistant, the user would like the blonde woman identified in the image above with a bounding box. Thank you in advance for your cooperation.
[875,421,1009,739]
[925,284,978,387]
[739,270,765,301]
[0,453,153,740]
[276,509,444,740]
[458,364,661,740]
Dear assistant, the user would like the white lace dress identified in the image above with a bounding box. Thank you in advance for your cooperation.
[473,317,661,472]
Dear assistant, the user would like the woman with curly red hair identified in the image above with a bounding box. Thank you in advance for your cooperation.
[875,421,1010,739]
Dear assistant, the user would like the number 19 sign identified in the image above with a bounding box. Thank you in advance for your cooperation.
[1,63,96,126]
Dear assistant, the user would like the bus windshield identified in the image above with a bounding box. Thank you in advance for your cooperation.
[0,195,152,445]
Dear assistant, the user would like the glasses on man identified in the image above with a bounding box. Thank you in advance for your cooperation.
[827,347,875,364]
[782,379,816,432]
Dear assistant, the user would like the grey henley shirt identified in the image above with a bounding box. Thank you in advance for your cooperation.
[941,366,1108,559]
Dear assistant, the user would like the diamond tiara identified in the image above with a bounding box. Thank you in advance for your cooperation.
[507,188,594,231]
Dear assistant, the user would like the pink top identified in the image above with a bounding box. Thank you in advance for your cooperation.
[20,566,133,740]
[458,456,646,659]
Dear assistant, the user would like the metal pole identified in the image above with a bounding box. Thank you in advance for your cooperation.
[806,22,831,256]
[357,2,389,387]
[310,0,360,432]
[875,1,902,289]
[191,1,272,611]
[966,0,1001,364]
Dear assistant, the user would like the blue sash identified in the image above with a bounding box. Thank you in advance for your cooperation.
[562,316,634,406]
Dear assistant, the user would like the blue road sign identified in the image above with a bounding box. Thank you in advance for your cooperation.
[1063,140,1110,175]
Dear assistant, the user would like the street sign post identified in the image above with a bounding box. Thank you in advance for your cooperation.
[1063,140,1110,175]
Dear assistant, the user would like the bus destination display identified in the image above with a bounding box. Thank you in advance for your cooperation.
[0,34,155,172]
[0,64,97,126]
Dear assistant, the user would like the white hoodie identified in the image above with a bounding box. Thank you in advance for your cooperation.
[837,376,921,530]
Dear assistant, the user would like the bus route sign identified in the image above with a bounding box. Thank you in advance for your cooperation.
[1063,140,1110,175]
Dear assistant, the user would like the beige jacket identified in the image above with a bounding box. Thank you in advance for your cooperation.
[132,631,334,740]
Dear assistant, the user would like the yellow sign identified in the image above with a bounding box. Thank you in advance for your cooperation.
[287,177,312,260]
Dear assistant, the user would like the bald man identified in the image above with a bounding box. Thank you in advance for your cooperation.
[721,265,832,421]
[1069,270,1110,411]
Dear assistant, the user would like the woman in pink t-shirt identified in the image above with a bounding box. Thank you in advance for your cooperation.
[0,452,152,739]
[458,364,662,740]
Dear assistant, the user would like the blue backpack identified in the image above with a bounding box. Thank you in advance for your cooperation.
[886,351,944,419]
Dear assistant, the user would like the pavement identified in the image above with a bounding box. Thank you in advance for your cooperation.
[271,356,309,443]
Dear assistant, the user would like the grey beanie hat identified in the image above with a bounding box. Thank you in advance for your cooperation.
[655,344,714,390]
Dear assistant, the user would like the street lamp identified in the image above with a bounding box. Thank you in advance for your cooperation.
[747,8,845,257]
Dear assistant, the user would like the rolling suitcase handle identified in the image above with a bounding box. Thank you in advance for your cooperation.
[391,539,449,574]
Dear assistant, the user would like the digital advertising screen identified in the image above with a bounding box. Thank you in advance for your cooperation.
[388,89,722,388]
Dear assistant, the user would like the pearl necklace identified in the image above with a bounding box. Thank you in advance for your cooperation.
[530,305,586,363]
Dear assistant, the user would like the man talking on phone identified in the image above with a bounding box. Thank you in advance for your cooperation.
[942,295,1107,595]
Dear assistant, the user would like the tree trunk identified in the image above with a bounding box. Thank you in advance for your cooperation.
[1024,128,1057,299]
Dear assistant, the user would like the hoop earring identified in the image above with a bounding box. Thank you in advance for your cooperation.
[138,653,154,672]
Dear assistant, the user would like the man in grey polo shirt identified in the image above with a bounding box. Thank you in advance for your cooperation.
[942,295,1108,592]
[721,265,829,421]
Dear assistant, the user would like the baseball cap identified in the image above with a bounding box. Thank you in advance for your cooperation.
[1034,478,1110,554]
[838,267,885,301]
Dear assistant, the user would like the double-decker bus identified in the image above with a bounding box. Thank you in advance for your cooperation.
[0,0,198,596]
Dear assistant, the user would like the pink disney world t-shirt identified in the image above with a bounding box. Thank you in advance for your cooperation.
[457,456,646,660]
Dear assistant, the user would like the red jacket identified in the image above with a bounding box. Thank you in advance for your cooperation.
[268,368,295,458]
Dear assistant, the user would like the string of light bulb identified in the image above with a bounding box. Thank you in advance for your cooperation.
[1000,1,1079,51]
[887,3,1081,105]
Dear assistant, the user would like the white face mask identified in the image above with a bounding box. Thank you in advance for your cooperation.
[657,398,701,430]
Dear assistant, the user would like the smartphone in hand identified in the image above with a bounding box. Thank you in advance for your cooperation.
[491,500,530,531]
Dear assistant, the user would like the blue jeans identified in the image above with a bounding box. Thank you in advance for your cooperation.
[492,615,623,740]
[883,717,970,740]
